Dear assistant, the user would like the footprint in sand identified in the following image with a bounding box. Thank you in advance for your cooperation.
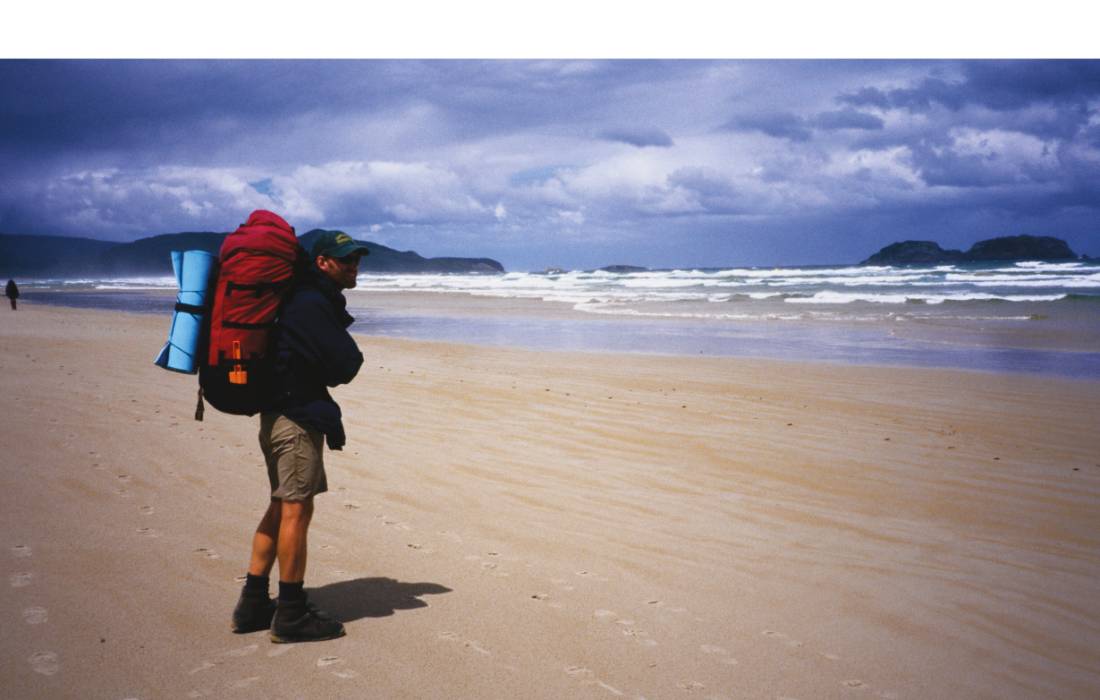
[140,505,155,515]
[593,609,617,620]
[463,640,491,655]
[342,502,361,511]
[316,656,344,667]
[11,544,32,558]
[763,629,804,648]
[574,569,609,582]
[564,665,593,678]
[194,547,220,559]
[319,544,339,553]
[10,572,34,587]
[28,651,60,676]
[23,607,48,624]
[842,679,867,689]
[136,527,160,538]
[189,661,217,674]
[678,680,706,692]
[331,669,359,679]
[621,628,657,646]
[378,516,410,530]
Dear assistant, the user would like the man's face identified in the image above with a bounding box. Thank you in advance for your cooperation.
[317,253,361,289]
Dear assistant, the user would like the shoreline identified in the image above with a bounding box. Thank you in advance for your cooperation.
[16,289,1100,380]
[3,304,1100,698]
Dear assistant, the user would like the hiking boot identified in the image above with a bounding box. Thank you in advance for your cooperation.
[231,588,277,634]
[270,598,346,643]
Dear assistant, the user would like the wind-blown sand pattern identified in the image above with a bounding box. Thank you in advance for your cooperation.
[2,304,1099,698]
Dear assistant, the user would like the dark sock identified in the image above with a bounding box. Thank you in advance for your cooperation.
[244,573,269,595]
[278,580,306,603]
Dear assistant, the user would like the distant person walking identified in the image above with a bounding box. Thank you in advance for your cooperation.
[5,279,18,310]
[232,231,369,643]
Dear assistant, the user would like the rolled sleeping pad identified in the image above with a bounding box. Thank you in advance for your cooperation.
[154,250,217,374]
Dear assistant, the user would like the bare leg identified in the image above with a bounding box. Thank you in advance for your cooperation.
[247,499,281,577]
[276,498,314,582]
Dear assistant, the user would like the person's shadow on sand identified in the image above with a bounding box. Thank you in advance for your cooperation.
[308,577,451,623]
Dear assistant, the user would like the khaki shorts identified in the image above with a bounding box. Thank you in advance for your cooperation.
[259,413,327,501]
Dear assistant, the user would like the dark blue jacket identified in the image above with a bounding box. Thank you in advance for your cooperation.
[267,265,363,450]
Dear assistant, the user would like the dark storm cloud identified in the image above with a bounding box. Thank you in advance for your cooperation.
[724,107,883,141]
[0,61,347,152]
[961,60,1100,110]
[722,111,813,142]
[838,61,1100,129]
[837,76,968,113]
[598,127,674,148]
[905,140,1021,188]
[667,168,745,214]
[0,60,700,162]
[810,108,884,131]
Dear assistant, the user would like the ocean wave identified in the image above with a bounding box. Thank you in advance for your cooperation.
[21,276,176,289]
[572,303,808,321]
[1013,261,1093,270]
[785,291,1068,305]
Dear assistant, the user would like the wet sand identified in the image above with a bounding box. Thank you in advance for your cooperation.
[2,303,1099,699]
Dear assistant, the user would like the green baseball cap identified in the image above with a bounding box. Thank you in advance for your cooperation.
[310,230,370,259]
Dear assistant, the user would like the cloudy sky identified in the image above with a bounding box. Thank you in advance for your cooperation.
[2,59,1098,270]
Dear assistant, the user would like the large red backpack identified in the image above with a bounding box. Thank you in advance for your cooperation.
[197,210,304,418]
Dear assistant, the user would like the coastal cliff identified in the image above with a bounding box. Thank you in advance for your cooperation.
[862,235,1079,265]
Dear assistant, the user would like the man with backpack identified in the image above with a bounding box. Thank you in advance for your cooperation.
[231,229,369,643]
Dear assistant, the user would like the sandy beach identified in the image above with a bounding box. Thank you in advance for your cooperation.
[2,302,1099,699]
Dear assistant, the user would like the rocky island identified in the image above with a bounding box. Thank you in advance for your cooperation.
[861,235,1079,266]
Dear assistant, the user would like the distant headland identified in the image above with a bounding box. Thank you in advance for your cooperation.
[0,228,505,277]
[861,235,1082,266]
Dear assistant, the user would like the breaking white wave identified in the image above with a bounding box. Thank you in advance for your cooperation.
[785,291,1069,305]
[348,261,1099,311]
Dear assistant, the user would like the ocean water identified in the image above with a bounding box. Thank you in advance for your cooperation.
[16,260,1100,377]
[347,260,1100,318]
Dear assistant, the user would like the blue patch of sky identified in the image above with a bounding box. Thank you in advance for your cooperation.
[508,165,567,186]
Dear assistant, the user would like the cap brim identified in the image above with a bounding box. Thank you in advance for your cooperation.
[325,242,370,258]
